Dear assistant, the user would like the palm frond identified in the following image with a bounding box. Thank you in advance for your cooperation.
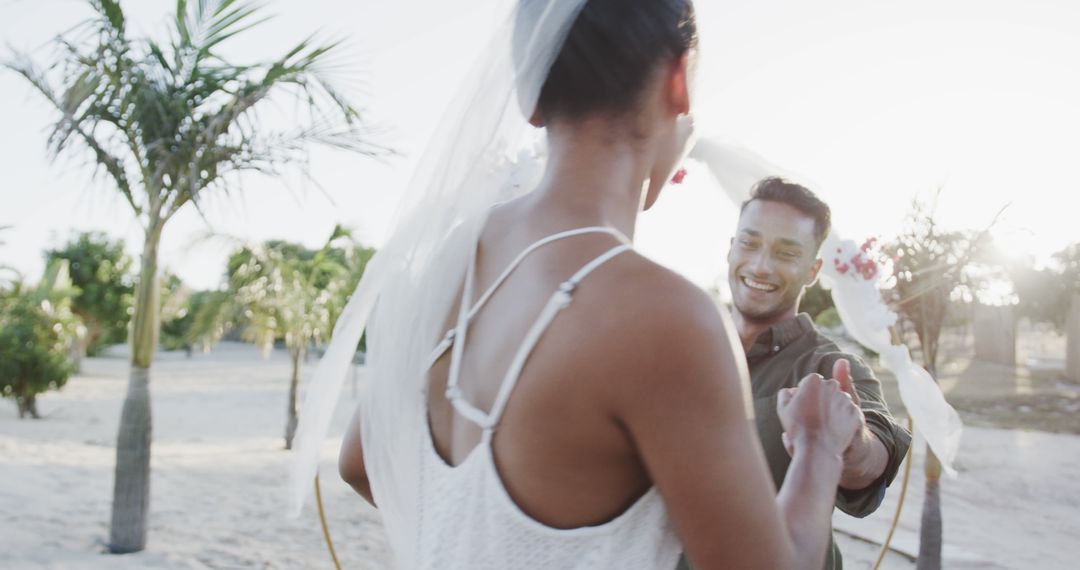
[4,53,142,217]
[89,0,126,38]
[10,0,389,233]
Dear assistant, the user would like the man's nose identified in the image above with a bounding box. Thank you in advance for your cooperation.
[747,249,773,277]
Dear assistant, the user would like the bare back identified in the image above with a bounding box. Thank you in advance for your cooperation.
[425,201,777,545]
[426,206,651,529]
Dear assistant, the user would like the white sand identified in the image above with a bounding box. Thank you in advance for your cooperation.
[834,428,1080,570]
[1,343,1077,569]
[1,344,390,569]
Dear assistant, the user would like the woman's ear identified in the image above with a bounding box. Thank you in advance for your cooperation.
[668,51,692,116]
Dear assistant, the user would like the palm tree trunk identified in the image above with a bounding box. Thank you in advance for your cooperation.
[109,225,162,553]
[284,345,302,450]
[916,360,943,570]
[916,446,943,570]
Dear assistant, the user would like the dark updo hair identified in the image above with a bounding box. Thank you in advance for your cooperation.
[529,0,697,121]
[741,177,832,249]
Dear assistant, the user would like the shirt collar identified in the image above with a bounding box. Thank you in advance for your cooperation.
[747,313,816,359]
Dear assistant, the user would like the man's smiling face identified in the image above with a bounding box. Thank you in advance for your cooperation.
[728,199,823,324]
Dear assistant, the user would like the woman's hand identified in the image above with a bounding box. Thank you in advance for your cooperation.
[777,372,861,458]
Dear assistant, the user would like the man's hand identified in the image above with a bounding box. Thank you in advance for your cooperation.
[833,358,858,406]
[832,358,868,455]
[777,373,860,459]
[779,359,888,489]
[832,358,889,490]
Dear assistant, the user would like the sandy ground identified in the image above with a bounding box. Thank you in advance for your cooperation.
[2,341,1078,569]
[1,344,391,570]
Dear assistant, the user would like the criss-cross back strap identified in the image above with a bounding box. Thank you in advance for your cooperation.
[477,243,632,431]
[439,227,632,434]
[425,226,630,369]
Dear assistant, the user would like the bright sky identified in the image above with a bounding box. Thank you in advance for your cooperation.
[3,0,1079,291]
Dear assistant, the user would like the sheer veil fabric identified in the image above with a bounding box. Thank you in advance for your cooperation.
[287,1,589,564]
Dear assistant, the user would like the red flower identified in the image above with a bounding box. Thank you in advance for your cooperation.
[670,168,688,184]
[861,265,878,280]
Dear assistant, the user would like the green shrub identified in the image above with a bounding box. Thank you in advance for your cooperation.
[45,233,133,355]
[801,281,836,321]
[813,306,843,329]
[0,289,77,418]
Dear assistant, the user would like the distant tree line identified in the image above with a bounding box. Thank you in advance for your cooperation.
[1,229,375,430]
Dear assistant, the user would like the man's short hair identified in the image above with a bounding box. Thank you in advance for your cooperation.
[740,177,831,250]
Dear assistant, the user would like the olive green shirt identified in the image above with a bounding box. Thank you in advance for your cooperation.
[678,313,911,570]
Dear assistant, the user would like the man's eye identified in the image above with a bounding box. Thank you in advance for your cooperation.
[740,240,758,248]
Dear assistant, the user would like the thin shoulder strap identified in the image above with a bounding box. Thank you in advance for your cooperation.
[468,226,629,319]
[426,226,629,368]
[482,243,633,432]
[438,224,632,433]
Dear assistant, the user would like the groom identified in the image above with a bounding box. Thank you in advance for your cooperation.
[679,177,911,570]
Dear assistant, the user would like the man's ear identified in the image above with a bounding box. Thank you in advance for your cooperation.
[807,257,824,286]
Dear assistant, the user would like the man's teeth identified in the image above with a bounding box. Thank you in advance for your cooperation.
[742,277,778,292]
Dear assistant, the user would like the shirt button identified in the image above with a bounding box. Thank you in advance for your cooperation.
[773,345,780,353]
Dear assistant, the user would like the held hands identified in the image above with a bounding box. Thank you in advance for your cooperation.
[776,359,862,458]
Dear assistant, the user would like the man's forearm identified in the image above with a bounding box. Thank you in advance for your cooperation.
[839,428,888,490]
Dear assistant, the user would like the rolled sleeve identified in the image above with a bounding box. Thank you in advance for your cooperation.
[835,410,911,517]
[822,353,913,518]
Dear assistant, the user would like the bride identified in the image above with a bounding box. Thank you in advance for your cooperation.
[318,1,860,568]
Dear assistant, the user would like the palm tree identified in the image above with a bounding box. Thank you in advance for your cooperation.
[226,227,367,449]
[6,0,383,553]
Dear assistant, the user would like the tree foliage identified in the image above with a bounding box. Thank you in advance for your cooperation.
[45,232,134,355]
[800,281,836,324]
[213,226,374,351]
[880,197,1000,368]
[0,226,21,286]
[1055,243,1080,296]
[1010,263,1069,329]
[189,226,373,448]
[0,266,81,419]
[159,272,195,351]
[7,0,386,232]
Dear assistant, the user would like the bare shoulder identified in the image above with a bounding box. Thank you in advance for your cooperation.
[601,250,731,350]
[570,250,745,405]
